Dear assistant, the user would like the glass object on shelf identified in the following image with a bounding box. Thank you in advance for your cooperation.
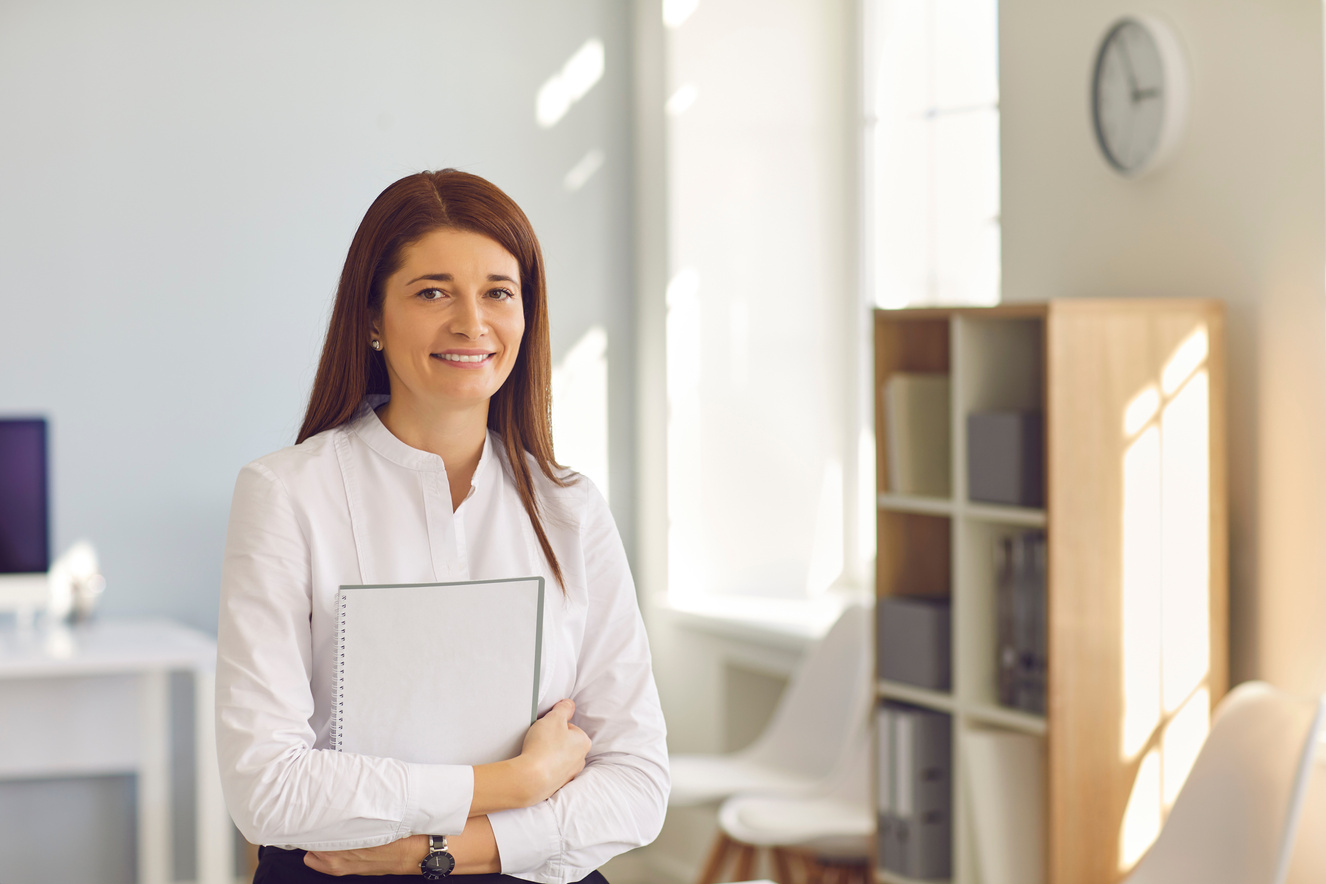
[995,531,1047,714]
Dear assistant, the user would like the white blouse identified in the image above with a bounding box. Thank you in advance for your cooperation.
[215,399,669,884]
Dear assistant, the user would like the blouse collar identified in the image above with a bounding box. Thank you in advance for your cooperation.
[347,395,496,486]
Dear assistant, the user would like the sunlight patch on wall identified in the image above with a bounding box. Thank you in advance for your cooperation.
[728,299,748,391]
[537,39,605,128]
[805,459,845,596]
[666,268,703,599]
[666,83,698,116]
[552,325,609,498]
[563,148,606,192]
[663,0,699,29]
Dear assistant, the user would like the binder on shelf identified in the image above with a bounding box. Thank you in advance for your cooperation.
[331,576,545,765]
[883,373,951,497]
[878,703,952,880]
[875,705,896,870]
[995,532,1047,715]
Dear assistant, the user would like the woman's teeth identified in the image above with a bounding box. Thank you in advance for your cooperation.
[438,353,490,362]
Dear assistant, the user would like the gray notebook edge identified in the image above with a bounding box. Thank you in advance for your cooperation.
[330,575,546,754]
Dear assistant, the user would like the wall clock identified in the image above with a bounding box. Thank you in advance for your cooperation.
[1091,15,1189,177]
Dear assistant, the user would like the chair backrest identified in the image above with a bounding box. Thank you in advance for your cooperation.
[1125,681,1326,884]
[742,604,873,782]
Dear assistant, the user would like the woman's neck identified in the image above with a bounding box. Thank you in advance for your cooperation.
[376,396,489,509]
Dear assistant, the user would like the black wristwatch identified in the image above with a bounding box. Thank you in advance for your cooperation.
[420,834,456,879]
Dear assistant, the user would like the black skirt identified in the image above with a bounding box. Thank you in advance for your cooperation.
[254,846,609,884]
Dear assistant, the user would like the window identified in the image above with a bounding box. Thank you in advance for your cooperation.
[867,0,1001,308]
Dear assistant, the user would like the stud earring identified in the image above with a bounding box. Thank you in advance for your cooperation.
[371,340,382,351]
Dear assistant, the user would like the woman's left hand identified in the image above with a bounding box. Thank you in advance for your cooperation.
[304,834,427,876]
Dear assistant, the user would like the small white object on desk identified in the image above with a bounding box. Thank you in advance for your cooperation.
[0,617,233,884]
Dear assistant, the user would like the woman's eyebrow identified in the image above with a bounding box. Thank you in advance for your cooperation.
[404,272,518,285]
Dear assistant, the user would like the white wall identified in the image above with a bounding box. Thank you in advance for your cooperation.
[1001,0,1326,694]
[0,1,638,879]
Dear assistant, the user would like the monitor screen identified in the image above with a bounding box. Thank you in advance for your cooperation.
[0,418,49,574]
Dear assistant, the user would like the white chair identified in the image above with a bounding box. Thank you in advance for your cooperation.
[671,604,872,884]
[711,722,873,884]
[1125,680,1326,884]
[670,604,873,808]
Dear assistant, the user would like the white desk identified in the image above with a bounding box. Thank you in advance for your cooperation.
[0,618,235,884]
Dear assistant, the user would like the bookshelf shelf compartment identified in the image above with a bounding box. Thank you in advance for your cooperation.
[873,302,1228,884]
[877,870,949,884]
[963,702,1048,736]
[876,493,956,517]
[963,502,1046,527]
[876,679,957,714]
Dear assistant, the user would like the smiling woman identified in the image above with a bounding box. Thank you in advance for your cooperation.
[216,170,669,883]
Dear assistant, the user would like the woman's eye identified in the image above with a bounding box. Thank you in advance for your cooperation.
[418,288,446,301]
[488,288,517,301]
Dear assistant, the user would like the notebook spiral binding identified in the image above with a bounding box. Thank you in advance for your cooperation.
[329,590,349,751]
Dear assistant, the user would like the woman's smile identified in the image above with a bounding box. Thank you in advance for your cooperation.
[433,349,497,366]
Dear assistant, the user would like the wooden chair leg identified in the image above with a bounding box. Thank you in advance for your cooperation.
[696,831,735,884]
[771,847,795,884]
[802,854,826,884]
[732,843,757,882]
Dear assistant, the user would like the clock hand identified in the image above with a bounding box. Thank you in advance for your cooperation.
[1117,39,1140,99]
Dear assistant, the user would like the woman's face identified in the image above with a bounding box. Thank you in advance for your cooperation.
[373,227,526,413]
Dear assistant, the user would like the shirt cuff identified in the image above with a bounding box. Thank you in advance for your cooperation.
[401,763,474,837]
[489,801,561,877]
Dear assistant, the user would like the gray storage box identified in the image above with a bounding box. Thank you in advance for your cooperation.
[878,596,951,690]
[967,411,1045,507]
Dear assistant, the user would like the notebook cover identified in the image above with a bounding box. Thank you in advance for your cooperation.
[330,576,544,766]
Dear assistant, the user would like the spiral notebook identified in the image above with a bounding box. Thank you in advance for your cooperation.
[330,576,545,766]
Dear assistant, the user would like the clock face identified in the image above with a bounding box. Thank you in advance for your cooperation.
[1092,18,1179,175]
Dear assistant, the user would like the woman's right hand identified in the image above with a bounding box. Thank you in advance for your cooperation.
[470,698,591,816]
[519,699,592,802]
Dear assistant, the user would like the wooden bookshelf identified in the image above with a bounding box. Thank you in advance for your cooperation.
[873,301,1228,884]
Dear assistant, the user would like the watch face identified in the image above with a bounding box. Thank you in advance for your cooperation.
[422,850,455,879]
[1092,18,1167,174]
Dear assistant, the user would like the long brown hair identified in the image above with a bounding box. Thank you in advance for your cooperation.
[298,169,569,587]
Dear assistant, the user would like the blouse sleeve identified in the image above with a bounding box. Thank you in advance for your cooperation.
[215,461,475,850]
[486,479,671,884]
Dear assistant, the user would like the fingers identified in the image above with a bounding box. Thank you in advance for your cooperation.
[304,852,332,874]
[543,698,575,722]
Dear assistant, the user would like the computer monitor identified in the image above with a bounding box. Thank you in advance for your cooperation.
[0,418,51,620]
[0,418,49,574]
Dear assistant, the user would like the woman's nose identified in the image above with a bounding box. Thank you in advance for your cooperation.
[450,295,488,338]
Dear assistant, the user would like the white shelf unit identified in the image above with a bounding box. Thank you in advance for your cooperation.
[875,307,1048,884]
[873,301,1228,884]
